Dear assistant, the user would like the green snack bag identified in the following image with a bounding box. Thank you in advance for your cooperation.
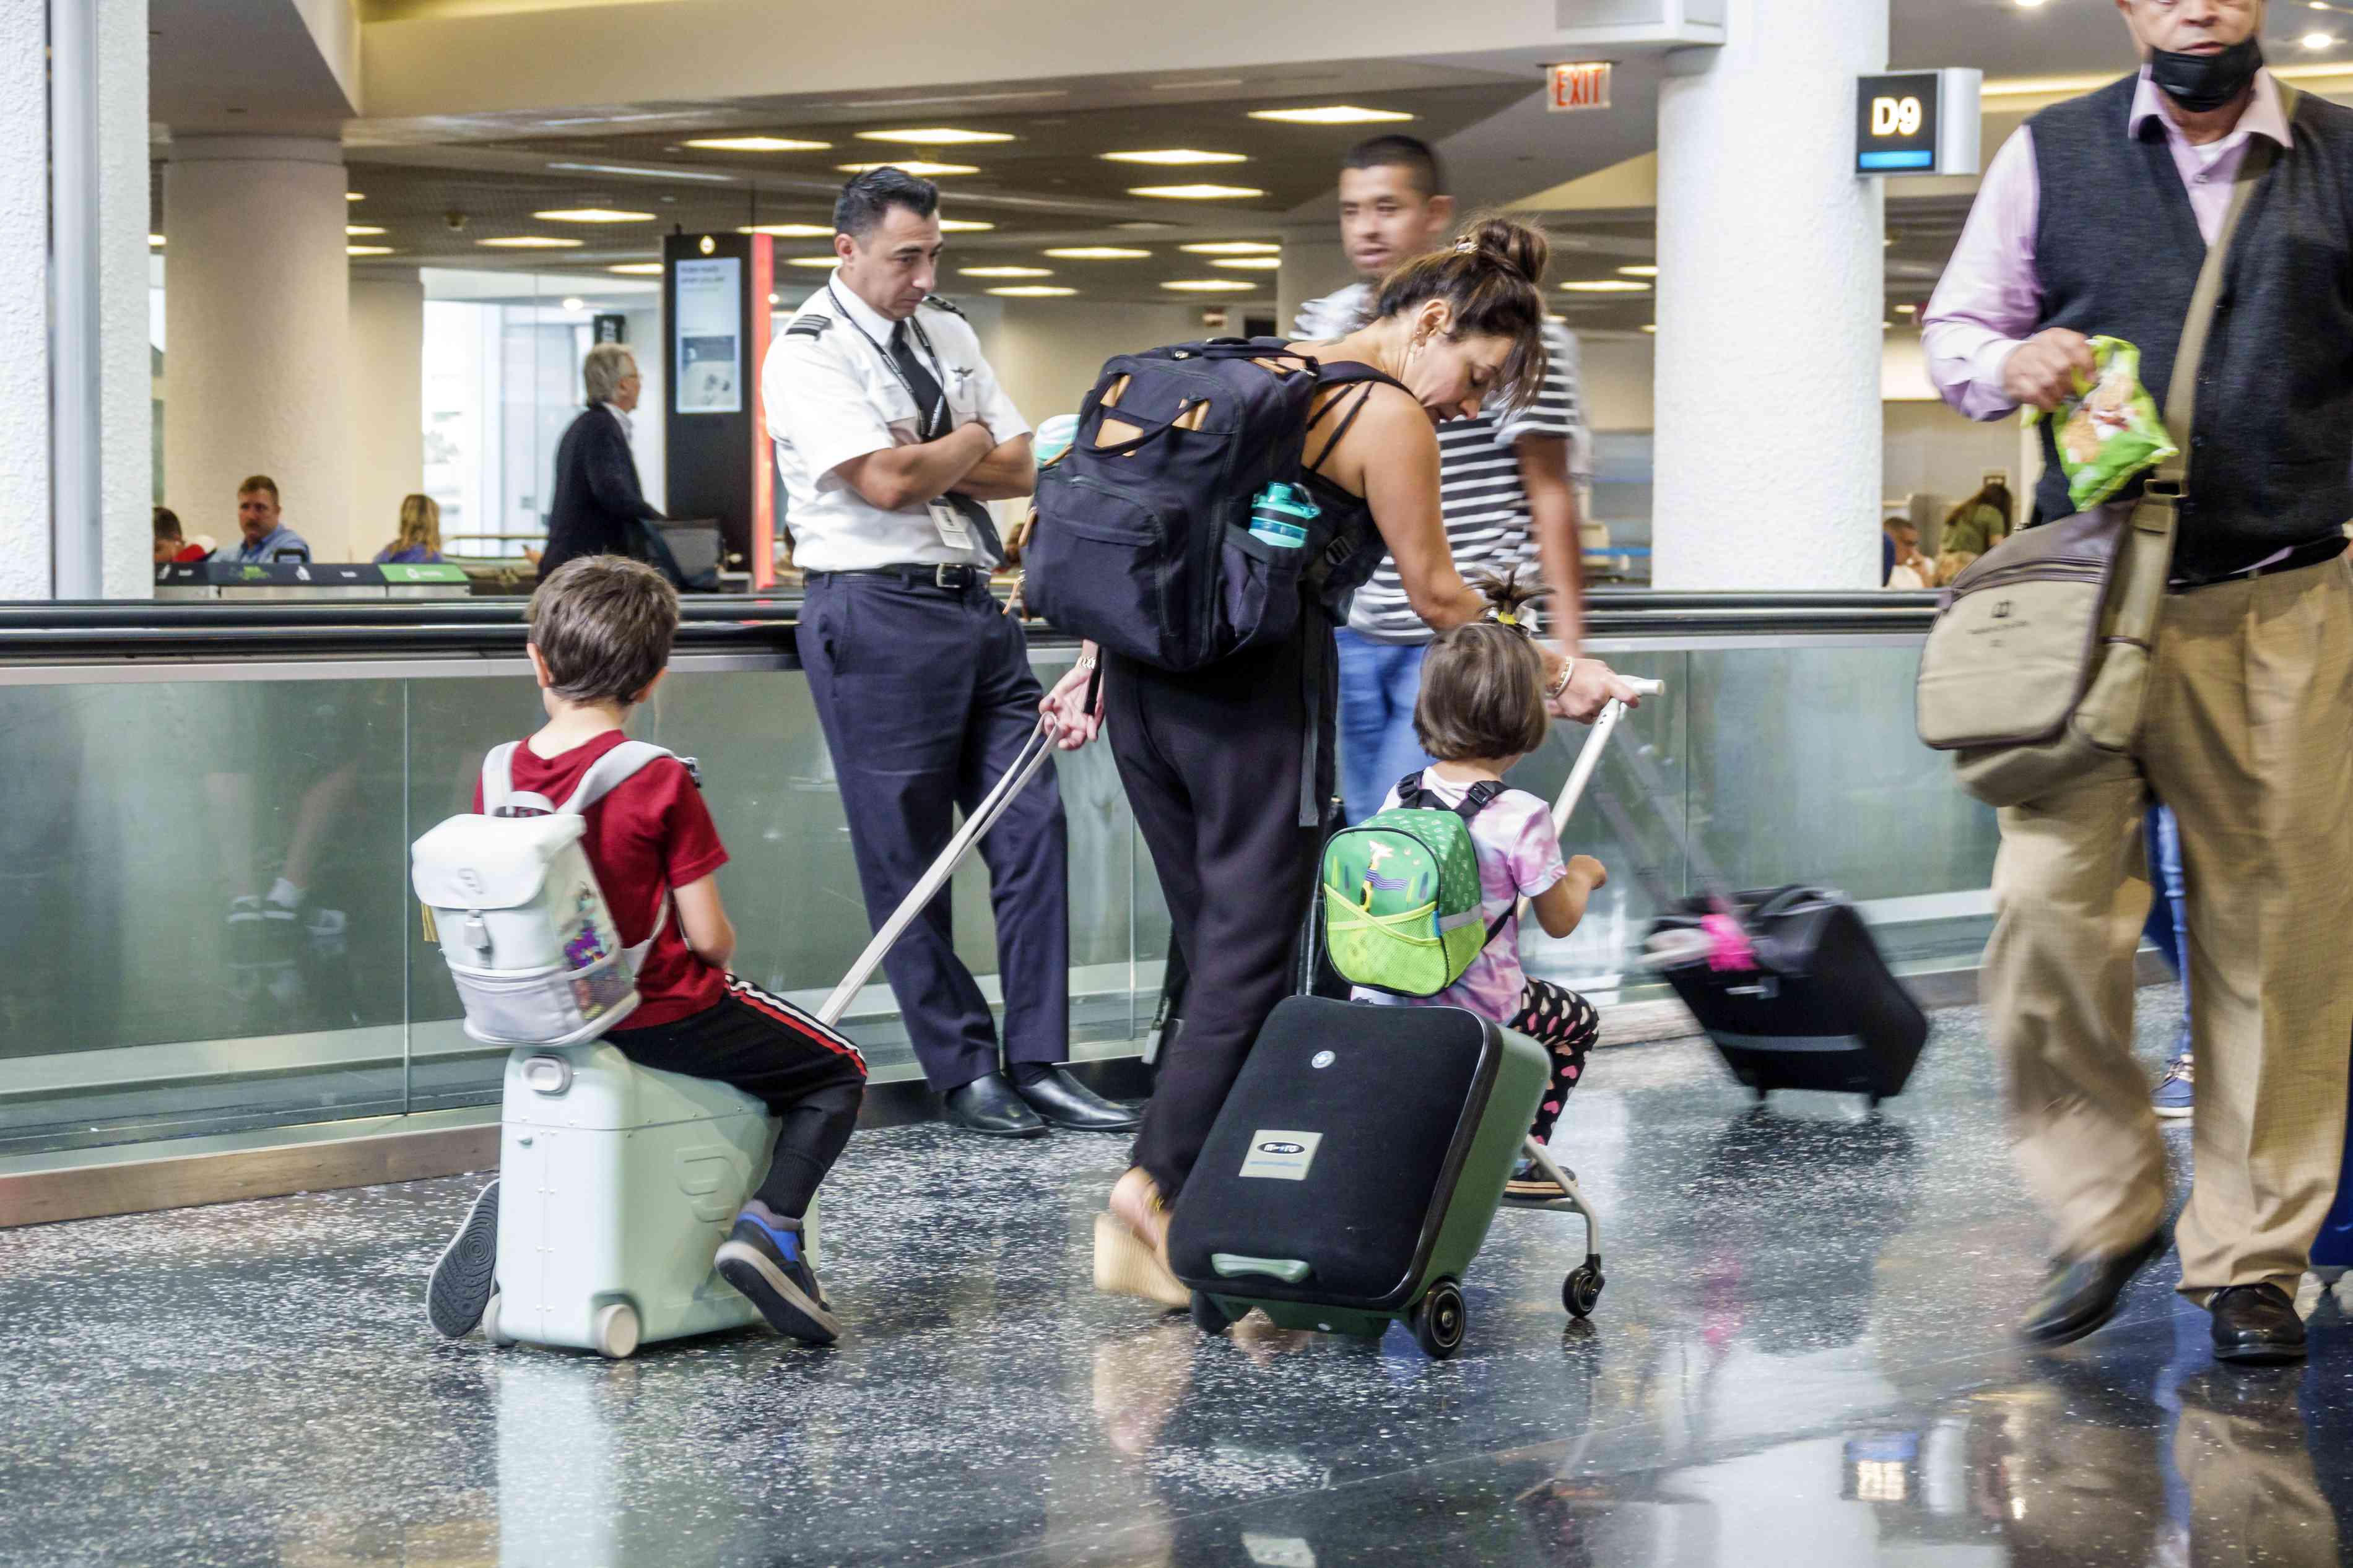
[2029,336,2180,509]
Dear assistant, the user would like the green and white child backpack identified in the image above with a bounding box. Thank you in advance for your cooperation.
[1321,772,1517,998]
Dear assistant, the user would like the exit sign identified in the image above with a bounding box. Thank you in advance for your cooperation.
[1548,61,1613,113]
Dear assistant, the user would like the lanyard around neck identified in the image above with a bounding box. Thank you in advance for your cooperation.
[827,282,947,441]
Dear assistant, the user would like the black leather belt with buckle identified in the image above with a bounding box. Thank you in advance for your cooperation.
[810,564,983,592]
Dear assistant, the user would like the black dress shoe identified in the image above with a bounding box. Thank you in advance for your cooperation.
[2211,1282,2308,1366]
[942,1072,1049,1138]
[1014,1067,1142,1132]
[2018,1227,2169,1348]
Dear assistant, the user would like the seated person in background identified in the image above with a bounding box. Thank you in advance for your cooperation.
[1882,518,1928,589]
[1939,478,2015,558]
[426,557,867,1347]
[152,506,213,565]
[1934,550,1979,589]
[1349,574,1607,1203]
[222,475,311,564]
[374,495,445,565]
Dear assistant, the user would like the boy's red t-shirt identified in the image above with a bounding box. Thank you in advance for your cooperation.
[475,729,730,1029]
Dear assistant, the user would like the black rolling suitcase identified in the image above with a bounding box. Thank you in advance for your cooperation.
[1649,886,1926,1105]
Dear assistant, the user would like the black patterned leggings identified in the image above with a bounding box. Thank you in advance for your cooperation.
[1510,977,1599,1145]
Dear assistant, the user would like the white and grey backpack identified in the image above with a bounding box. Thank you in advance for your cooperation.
[411,742,687,1047]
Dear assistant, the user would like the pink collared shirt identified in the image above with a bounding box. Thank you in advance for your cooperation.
[1923,68,2295,422]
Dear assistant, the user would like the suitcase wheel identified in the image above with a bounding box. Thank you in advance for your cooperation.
[483,1291,516,1349]
[1564,1261,1604,1320]
[593,1301,641,1360]
[1189,1291,1233,1336]
[1412,1278,1466,1361]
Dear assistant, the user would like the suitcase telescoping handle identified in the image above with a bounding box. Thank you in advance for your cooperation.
[1515,677,1664,919]
[814,718,1064,1028]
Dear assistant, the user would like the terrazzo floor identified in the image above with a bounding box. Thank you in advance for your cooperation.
[8,988,2353,1567]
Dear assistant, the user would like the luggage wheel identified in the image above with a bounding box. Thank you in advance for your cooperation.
[1563,1256,1604,1320]
[1190,1291,1234,1336]
[1413,1278,1466,1360]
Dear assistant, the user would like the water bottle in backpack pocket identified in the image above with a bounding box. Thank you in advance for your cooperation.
[1320,774,1518,998]
[411,740,683,1047]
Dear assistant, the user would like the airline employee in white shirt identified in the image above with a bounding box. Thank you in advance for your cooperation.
[762,167,1136,1140]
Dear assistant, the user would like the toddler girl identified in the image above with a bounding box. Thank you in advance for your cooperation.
[1350,574,1605,1198]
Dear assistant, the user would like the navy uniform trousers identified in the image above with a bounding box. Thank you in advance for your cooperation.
[796,571,1069,1091]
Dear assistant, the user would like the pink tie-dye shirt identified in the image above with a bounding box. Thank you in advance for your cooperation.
[1349,773,1566,1023]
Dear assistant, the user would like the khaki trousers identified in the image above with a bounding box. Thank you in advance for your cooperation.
[1984,557,2353,1301]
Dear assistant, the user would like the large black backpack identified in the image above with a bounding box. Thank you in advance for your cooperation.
[1024,339,1398,672]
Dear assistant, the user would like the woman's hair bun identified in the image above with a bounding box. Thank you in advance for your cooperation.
[1456,215,1551,292]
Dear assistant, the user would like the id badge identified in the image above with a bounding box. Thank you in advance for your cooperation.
[928,499,973,552]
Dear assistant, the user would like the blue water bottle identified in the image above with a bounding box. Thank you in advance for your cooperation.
[1248,481,1319,548]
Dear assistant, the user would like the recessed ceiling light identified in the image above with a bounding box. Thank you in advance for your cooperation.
[1617,264,1658,278]
[547,160,738,184]
[609,262,664,275]
[1131,183,1266,200]
[1560,279,1650,293]
[1181,240,1281,254]
[346,191,364,202]
[837,160,979,176]
[988,285,1077,297]
[768,292,780,305]
[1162,279,1256,292]
[937,219,996,232]
[562,297,586,312]
[535,208,656,223]
[2304,30,2337,48]
[346,225,385,236]
[685,136,832,152]
[347,245,393,256]
[855,128,1016,145]
[1116,221,1178,232]
[783,256,840,268]
[477,236,585,249]
[147,233,163,246]
[1895,302,1919,314]
[1042,246,1152,259]
[2014,0,2045,8]
[962,266,1053,277]
[1101,149,1250,165]
[1641,324,1658,334]
[1248,105,1415,125]
[738,222,834,238]
[1210,256,1282,269]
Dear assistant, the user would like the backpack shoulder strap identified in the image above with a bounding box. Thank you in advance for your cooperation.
[480,742,523,816]
[1396,769,1430,810]
[557,740,677,816]
[1453,779,1509,825]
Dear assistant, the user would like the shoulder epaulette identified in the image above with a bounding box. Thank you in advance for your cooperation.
[785,314,832,340]
[920,293,967,319]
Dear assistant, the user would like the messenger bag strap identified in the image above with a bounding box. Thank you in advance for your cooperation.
[2111,98,2284,646]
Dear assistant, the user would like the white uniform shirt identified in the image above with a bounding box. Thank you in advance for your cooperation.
[762,271,1030,573]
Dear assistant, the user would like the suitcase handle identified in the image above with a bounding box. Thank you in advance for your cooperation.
[1211,1253,1313,1285]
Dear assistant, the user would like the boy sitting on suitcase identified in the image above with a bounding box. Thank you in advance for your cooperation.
[1349,575,1607,1200]
[427,557,867,1345]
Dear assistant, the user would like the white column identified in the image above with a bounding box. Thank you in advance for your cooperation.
[162,137,354,561]
[1651,0,1888,591]
[0,1,48,600]
[94,0,152,597]
[349,272,425,555]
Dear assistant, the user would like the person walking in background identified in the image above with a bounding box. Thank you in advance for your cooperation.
[374,494,445,565]
[152,506,212,565]
[1939,476,2016,558]
[2142,802,2194,1118]
[1294,135,1606,825]
[539,344,664,583]
[1923,0,2353,1365]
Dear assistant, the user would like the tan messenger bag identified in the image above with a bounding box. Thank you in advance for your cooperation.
[1914,118,2281,809]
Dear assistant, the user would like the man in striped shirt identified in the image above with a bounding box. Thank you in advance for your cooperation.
[1295,135,1595,823]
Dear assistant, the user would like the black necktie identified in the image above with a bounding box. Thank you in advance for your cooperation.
[889,320,1006,566]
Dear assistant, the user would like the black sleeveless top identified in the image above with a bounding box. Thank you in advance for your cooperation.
[1297,360,1405,619]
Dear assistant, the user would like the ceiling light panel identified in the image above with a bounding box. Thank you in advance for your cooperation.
[1210,256,1281,269]
[1130,183,1266,200]
[989,285,1077,297]
[738,223,834,237]
[1042,247,1152,259]
[937,220,996,232]
[346,191,364,201]
[535,208,656,223]
[346,225,385,236]
[1618,264,1659,277]
[1162,279,1256,292]
[855,128,1016,145]
[1560,279,1650,293]
[1180,240,1280,254]
[961,266,1053,277]
[347,245,393,256]
[609,262,665,274]
[1100,149,1250,165]
[838,161,979,176]
[477,236,585,249]
[685,136,832,152]
[1248,105,1415,125]
[783,256,840,268]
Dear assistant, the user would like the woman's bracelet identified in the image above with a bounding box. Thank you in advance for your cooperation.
[1547,658,1576,700]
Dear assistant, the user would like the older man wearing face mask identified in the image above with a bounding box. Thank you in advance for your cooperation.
[1924,0,2353,1366]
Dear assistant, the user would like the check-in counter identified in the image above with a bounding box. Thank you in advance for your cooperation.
[155,561,475,601]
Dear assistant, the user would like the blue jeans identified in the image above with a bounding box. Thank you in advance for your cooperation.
[2143,801,2191,1047]
[1335,629,1434,826]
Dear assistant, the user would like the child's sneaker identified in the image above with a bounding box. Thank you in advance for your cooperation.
[427,1179,500,1338]
[715,1211,841,1345]
[2152,1053,2194,1120]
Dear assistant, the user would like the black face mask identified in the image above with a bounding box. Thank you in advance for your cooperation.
[2149,35,2264,115]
